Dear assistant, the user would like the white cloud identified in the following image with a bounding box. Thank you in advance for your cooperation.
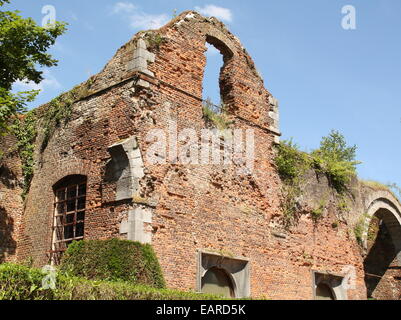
[112,2,169,30]
[13,70,61,92]
[195,4,233,22]
[129,13,169,30]
[112,2,136,14]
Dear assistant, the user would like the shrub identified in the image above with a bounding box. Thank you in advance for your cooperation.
[59,239,165,288]
[311,200,326,222]
[145,32,167,51]
[275,132,360,227]
[0,263,225,300]
[311,130,360,193]
[276,131,360,192]
[202,98,232,131]
[0,263,54,300]
[274,139,310,183]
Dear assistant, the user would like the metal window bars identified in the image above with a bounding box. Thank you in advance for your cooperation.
[50,182,86,265]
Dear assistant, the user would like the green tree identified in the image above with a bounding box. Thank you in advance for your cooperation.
[316,130,357,162]
[0,0,66,134]
[312,130,360,192]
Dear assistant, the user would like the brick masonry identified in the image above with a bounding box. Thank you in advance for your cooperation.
[0,11,400,300]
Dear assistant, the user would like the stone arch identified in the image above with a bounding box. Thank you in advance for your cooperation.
[205,30,235,60]
[362,191,401,299]
[47,159,93,189]
[362,191,401,257]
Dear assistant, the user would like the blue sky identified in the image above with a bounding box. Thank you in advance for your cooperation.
[6,0,401,190]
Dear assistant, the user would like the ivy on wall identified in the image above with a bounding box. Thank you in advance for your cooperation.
[9,78,94,199]
[11,111,37,199]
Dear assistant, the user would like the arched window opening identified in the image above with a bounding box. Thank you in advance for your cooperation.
[51,175,87,264]
[202,36,233,115]
[363,209,401,300]
[201,267,235,298]
[315,283,336,300]
[203,43,223,109]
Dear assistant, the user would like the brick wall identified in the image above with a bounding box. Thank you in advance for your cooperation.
[0,135,24,263]
[1,11,400,300]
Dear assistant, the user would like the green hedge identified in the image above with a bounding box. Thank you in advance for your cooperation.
[59,239,165,288]
[0,263,224,300]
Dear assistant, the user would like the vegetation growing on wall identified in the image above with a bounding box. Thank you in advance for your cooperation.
[362,180,401,203]
[275,131,360,226]
[274,139,311,183]
[276,130,359,192]
[8,79,94,198]
[10,111,37,198]
[144,32,167,51]
[40,79,94,151]
[354,213,370,246]
[311,130,360,193]
[274,140,310,227]
[60,239,166,289]
[311,200,326,222]
[202,98,232,131]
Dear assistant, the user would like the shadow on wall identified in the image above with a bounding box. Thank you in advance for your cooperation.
[0,164,18,263]
[363,221,400,299]
[0,206,16,263]
[0,164,19,189]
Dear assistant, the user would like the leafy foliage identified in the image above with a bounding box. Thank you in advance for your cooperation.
[311,130,360,193]
[275,140,309,227]
[145,32,167,51]
[60,239,166,289]
[275,139,311,183]
[202,98,232,131]
[276,131,360,193]
[0,1,66,135]
[311,200,326,222]
[39,80,93,151]
[280,183,302,228]
[10,110,37,197]
[5,79,93,199]
[0,88,37,135]
[275,131,360,226]
[0,263,226,300]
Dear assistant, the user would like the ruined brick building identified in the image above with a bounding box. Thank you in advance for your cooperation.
[1,11,400,300]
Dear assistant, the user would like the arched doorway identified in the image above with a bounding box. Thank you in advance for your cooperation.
[201,267,235,298]
[363,196,401,300]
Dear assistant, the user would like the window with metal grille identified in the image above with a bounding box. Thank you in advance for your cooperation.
[51,175,87,264]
